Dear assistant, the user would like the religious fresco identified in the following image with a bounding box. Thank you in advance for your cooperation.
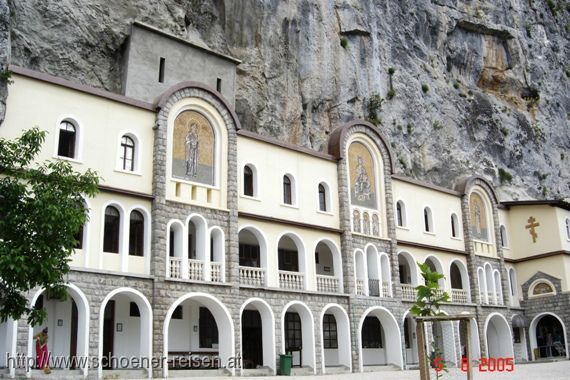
[469,193,489,241]
[533,282,554,295]
[348,142,377,209]
[171,111,215,185]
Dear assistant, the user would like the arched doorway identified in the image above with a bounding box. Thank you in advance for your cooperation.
[277,234,306,290]
[530,313,568,360]
[403,312,418,366]
[163,293,235,377]
[450,260,470,303]
[320,304,351,373]
[358,307,403,370]
[240,298,276,374]
[98,288,153,377]
[314,240,342,293]
[27,284,89,377]
[485,313,514,358]
[458,316,481,360]
[281,301,315,373]
[238,226,267,287]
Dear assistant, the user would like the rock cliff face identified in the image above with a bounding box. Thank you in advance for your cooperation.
[3,0,570,200]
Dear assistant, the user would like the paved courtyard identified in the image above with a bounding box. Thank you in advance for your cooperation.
[168,360,570,380]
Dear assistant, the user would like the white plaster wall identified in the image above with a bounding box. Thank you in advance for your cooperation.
[362,348,385,365]
[323,349,339,366]
[111,294,141,361]
[237,137,340,229]
[508,206,564,259]
[392,180,464,251]
[2,75,154,194]
[0,321,9,367]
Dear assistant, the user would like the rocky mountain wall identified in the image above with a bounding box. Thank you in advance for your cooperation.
[3,0,570,200]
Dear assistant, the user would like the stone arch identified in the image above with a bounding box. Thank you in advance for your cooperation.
[97,287,153,377]
[484,313,514,358]
[276,232,307,289]
[379,253,392,297]
[358,306,403,370]
[320,303,352,372]
[238,225,269,286]
[27,283,90,377]
[162,292,235,377]
[314,239,343,292]
[424,255,445,288]
[281,301,316,373]
[239,298,276,374]
[398,250,419,285]
[354,249,368,295]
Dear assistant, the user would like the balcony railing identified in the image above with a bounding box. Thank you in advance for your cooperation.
[279,270,304,290]
[188,259,204,281]
[368,279,380,297]
[169,257,182,279]
[211,262,222,283]
[473,240,496,256]
[382,281,391,297]
[451,288,469,304]
[317,275,339,293]
[401,284,416,301]
[239,266,265,287]
[356,279,366,295]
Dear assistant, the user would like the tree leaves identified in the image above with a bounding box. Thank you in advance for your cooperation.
[411,261,451,317]
[0,128,99,324]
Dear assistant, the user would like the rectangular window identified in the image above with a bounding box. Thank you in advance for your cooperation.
[239,243,260,267]
[129,302,140,317]
[158,57,165,83]
[199,307,219,348]
[216,78,222,92]
[323,314,338,349]
[361,316,383,348]
[278,249,299,272]
[285,312,302,351]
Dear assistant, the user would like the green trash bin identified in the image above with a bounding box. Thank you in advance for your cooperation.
[279,354,292,376]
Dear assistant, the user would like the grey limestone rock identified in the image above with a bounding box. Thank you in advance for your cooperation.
[3,0,570,200]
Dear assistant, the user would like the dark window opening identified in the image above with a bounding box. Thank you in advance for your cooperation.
[318,184,327,211]
[216,78,222,92]
[451,215,457,237]
[199,307,219,348]
[172,305,183,320]
[243,166,254,196]
[129,302,140,317]
[158,57,165,83]
[129,210,144,256]
[361,316,383,348]
[283,176,292,205]
[424,208,431,232]
[323,314,338,349]
[58,121,76,158]
[404,318,411,349]
[278,249,298,272]
[103,206,120,253]
[74,223,84,250]
[513,327,521,343]
[169,230,175,257]
[239,243,260,267]
[285,312,302,351]
[396,202,403,226]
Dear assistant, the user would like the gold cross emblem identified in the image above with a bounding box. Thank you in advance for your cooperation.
[525,216,540,243]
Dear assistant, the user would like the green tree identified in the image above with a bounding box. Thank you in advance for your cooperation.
[0,128,99,325]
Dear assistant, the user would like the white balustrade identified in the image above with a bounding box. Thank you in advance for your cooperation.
[317,275,339,293]
[451,288,468,304]
[382,281,391,297]
[279,270,304,290]
[169,257,181,279]
[356,279,365,295]
[239,266,265,287]
[188,259,204,281]
[401,284,416,301]
[211,262,222,283]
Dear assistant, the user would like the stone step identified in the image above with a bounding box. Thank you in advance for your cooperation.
[241,366,274,376]
[362,364,401,372]
[28,369,84,380]
[324,365,351,374]
[290,366,314,376]
[168,368,231,377]
[102,369,148,379]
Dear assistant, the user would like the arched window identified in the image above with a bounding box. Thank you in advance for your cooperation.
[243,165,255,197]
[396,201,406,227]
[57,120,77,158]
[129,210,144,256]
[120,135,136,171]
[283,175,295,205]
[318,183,327,212]
[500,225,508,248]
[424,207,433,233]
[566,218,570,240]
[451,213,459,238]
[353,210,361,233]
[103,206,121,253]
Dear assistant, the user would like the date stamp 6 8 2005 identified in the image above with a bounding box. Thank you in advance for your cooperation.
[433,357,515,373]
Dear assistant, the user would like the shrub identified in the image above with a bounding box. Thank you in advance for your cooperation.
[340,36,348,49]
[387,89,396,99]
[422,83,429,93]
[388,67,395,75]
[498,168,513,184]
